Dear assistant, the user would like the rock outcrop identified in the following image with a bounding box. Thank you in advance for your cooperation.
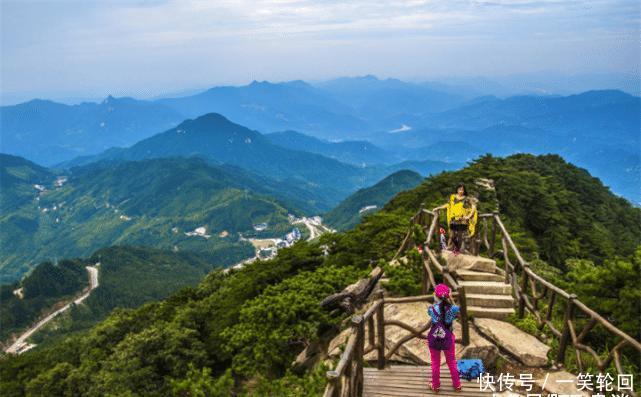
[474,318,550,367]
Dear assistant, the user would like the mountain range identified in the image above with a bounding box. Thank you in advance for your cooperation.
[1,97,184,166]
[57,113,396,208]
[1,77,639,203]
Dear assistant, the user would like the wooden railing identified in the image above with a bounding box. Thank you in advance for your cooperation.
[490,214,641,392]
[322,292,468,397]
[324,205,640,396]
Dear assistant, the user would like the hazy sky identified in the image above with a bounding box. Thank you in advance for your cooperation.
[1,0,639,102]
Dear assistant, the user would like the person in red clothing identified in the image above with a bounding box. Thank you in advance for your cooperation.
[426,283,462,393]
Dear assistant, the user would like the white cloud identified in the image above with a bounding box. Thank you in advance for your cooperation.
[1,0,638,98]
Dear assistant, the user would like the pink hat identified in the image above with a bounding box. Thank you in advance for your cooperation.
[434,283,450,298]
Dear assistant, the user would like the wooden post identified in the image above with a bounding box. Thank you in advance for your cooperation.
[556,294,577,366]
[501,236,510,285]
[482,217,488,253]
[344,352,352,397]
[368,315,375,349]
[326,371,339,397]
[376,292,386,370]
[459,287,470,346]
[518,264,529,318]
[546,292,557,322]
[490,212,498,256]
[352,315,364,397]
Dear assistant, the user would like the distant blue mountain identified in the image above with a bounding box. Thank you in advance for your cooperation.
[427,90,639,146]
[0,96,185,165]
[265,130,398,165]
[60,113,401,209]
[157,80,369,139]
[317,75,466,121]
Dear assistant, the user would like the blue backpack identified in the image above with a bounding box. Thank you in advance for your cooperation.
[457,359,484,381]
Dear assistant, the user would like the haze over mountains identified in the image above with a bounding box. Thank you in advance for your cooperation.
[1,76,639,204]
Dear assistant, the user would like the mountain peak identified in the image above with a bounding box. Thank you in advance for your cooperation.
[192,112,232,124]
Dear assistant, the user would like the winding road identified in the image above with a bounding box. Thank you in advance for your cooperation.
[4,263,100,355]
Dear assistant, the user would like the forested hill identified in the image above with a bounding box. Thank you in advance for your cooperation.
[0,155,306,283]
[324,170,423,231]
[1,154,639,396]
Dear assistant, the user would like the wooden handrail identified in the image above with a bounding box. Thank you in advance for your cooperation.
[571,299,641,351]
[492,215,528,268]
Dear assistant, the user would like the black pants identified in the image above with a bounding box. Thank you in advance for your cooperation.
[450,222,467,250]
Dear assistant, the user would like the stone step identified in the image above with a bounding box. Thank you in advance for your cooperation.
[466,293,515,308]
[441,251,497,273]
[458,280,513,295]
[456,269,504,282]
[468,306,515,320]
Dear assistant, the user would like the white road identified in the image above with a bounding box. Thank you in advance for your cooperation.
[291,216,333,240]
[4,264,100,355]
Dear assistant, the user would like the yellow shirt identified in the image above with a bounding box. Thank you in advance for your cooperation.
[446,194,477,235]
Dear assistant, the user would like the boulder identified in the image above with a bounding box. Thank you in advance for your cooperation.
[459,325,499,367]
[474,318,550,367]
[361,302,498,367]
[442,250,497,273]
[534,370,591,397]
[362,302,430,364]
[292,340,323,371]
[327,327,352,358]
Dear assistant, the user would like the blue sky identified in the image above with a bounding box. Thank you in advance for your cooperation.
[1,0,639,102]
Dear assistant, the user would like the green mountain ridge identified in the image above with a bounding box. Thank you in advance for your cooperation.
[59,113,395,209]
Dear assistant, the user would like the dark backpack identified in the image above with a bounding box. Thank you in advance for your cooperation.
[427,303,453,350]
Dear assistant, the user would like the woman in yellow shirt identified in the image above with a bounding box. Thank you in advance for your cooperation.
[432,184,477,252]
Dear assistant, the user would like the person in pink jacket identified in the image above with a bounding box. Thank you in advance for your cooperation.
[426,283,462,393]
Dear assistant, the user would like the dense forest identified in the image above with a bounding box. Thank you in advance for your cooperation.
[24,246,217,347]
[1,154,639,396]
[0,259,87,340]
[0,155,305,283]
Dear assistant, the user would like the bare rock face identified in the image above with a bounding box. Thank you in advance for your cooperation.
[442,250,497,273]
[474,318,550,367]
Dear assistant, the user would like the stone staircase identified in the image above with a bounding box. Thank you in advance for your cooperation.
[441,251,515,320]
